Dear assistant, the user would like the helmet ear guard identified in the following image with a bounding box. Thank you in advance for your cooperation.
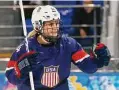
[34,20,43,34]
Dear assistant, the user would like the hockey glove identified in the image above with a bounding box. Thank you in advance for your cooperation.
[92,43,111,68]
[14,51,39,78]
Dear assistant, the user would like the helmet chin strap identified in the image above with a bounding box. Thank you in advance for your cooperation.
[37,33,59,44]
[37,35,50,44]
[43,36,58,43]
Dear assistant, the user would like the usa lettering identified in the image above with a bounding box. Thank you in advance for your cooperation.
[45,67,56,73]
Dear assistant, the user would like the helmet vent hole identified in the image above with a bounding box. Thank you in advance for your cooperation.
[37,7,41,12]
[47,16,50,18]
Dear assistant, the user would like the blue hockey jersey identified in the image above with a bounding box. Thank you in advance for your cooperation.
[5,35,98,90]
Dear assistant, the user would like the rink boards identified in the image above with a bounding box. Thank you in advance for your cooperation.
[0,72,119,90]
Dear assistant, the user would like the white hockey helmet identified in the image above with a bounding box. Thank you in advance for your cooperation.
[31,5,60,31]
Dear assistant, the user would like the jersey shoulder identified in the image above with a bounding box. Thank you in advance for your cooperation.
[61,35,82,52]
[61,35,77,45]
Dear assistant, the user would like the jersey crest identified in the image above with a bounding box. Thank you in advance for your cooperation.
[41,65,59,88]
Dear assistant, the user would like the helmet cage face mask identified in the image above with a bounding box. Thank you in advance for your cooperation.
[32,5,61,43]
[42,19,62,43]
[34,19,62,43]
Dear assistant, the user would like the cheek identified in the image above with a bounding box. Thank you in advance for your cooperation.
[44,26,52,30]
[43,28,51,34]
[43,26,50,32]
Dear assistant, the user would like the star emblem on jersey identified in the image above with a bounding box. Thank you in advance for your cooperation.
[41,65,59,88]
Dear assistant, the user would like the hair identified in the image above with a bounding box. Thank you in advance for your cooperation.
[27,30,37,38]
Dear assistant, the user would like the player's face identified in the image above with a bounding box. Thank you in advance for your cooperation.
[42,19,60,37]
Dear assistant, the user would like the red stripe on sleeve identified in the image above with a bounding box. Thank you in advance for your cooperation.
[7,51,36,68]
[6,60,21,78]
[18,51,36,61]
[15,51,36,78]
[72,49,88,62]
[7,61,17,68]
[6,51,36,78]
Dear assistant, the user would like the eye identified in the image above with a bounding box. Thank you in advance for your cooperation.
[51,23,55,26]
[47,22,55,26]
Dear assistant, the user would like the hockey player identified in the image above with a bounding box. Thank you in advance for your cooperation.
[5,5,111,90]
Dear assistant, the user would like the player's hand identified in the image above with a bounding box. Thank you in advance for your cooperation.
[93,43,111,68]
[14,51,39,78]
